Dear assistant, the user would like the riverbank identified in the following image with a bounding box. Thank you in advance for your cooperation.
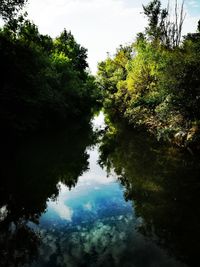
[103,110,200,153]
[97,2,200,152]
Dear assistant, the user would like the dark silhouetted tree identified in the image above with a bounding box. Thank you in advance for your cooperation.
[0,0,28,20]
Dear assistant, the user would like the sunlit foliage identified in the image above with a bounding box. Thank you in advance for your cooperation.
[97,0,200,149]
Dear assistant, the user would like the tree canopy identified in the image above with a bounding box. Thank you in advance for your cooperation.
[97,0,200,149]
[0,0,27,20]
[0,16,100,136]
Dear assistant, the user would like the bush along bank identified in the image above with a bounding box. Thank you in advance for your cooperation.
[97,0,200,151]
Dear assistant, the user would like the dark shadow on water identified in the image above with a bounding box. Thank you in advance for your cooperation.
[99,121,200,267]
[0,121,97,267]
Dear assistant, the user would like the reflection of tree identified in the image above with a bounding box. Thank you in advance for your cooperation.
[0,121,96,266]
[99,121,200,267]
[0,220,40,267]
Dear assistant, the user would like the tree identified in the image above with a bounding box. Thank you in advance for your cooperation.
[97,1,200,148]
[143,0,185,48]
[0,18,100,135]
[0,0,28,20]
[53,29,88,79]
[197,19,200,33]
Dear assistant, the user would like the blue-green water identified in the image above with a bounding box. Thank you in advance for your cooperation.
[29,155,184,267]
[0,113,199,267]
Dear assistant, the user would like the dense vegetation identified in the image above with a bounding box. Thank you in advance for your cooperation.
[0,3,100,137]
[97,0,200,150]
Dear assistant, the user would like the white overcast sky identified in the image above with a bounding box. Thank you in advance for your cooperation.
[23,0,200,73]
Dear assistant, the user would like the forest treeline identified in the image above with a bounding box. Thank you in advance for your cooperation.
[97,0,200,150]
[0,0,100,137]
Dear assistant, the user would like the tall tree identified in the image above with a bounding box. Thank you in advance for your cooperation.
[143,0,185,48]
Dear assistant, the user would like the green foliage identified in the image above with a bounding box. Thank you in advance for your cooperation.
[143,0,165,42]
[54,29,88,78]
[0,18,100,136]
[97,1,200,149]
[97,45,132,116]
[143,0,185,48]
[0,0,27,21]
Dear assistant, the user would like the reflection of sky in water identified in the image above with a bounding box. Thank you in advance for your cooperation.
[29,113,186,267]
[40,145,131,227]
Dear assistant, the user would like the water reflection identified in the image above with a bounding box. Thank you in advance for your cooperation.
[0,114,199,267]
[0,121,96,266]
[28,146,184,267]
[99,121,200,267]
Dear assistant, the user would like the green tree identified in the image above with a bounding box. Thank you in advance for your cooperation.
[0,18,100,136]
[97,1,200,149]
[143,0,185,48]
[0,0,27,20]
[54,29,88,79]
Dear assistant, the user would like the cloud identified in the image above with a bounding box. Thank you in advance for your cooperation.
[187,0,199,8]
[38,215,185,267]
[183,13,199,35]
[83,202,93,211]
[49,201,73,221]
[48,188,73,221]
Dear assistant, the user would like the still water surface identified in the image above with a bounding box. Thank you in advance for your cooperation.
[0,113,200,267]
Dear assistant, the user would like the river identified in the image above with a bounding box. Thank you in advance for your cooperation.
[0,112,200,267]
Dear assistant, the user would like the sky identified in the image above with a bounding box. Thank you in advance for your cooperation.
[22,0,200,73]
